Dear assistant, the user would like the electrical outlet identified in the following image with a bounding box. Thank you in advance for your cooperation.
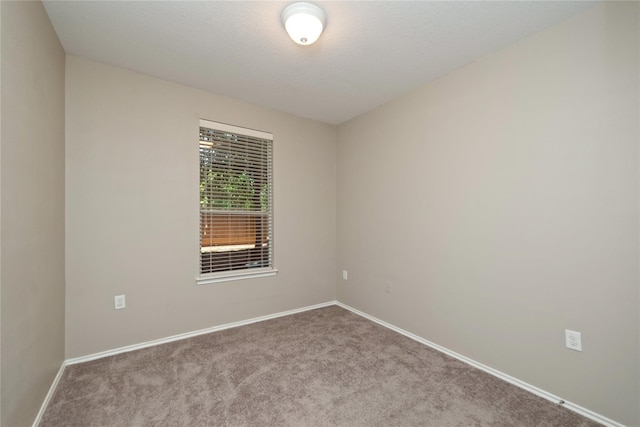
[114,295,126,310]
[385,282,392,293]
[342,270,348,280]
[565,329,582,351]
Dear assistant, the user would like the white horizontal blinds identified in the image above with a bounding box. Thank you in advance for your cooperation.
[199,121,273,275]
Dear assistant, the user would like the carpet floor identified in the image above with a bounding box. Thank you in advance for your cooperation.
[40,305,601,426]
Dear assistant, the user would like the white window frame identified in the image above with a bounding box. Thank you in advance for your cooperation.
[197,119,277,285]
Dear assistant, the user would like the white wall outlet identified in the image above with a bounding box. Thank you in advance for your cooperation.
[342,270,348,280]
[385,281,392,293]
[565,329,582,351]
[114,294,126,310]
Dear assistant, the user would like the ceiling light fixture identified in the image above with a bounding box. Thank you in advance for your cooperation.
[281,2,326,46]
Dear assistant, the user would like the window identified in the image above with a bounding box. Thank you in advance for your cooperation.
[197,120,276,284]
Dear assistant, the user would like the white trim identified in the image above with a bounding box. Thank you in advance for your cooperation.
[335,301,626,427]
[66,300,334,365]
[37,301,626,427]
[199,119,272,140]
[196,268,278,285]
[32,362,66,427]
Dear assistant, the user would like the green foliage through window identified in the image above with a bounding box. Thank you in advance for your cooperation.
[199,128,269,212]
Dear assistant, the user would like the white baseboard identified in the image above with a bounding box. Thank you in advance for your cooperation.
[32,362,66,427]
[37,300,625,427]
[66,300,336,365]
[37,301,337,425]
[335,301,626,427]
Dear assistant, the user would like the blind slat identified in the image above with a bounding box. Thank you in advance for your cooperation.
[199,122,274,276]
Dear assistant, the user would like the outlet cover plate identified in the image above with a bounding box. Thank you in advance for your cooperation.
[565,329,582,351]
[114,295,126,310]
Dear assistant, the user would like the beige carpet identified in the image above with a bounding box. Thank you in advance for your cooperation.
[41,306,601,426]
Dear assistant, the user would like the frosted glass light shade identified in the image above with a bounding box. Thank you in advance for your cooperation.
[281,2,326,46]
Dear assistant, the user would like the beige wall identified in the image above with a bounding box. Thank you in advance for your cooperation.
[65,56,337,358]
[0,1,66,426]
[4,2,636,425]
[337,3,639,426]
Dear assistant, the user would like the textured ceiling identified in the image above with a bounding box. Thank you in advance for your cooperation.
[43,1,597,125]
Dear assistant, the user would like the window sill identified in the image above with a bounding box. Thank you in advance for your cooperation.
[196,268,278,285]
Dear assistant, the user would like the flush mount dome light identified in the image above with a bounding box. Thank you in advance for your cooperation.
[281,2,326,46]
